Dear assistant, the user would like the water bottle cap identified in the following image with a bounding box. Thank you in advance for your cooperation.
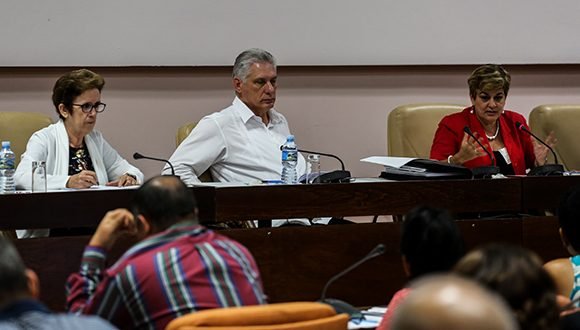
[286,135,295,142]
[1,141,9,148]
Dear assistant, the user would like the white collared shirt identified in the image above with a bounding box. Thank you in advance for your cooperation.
[165,97,306,185]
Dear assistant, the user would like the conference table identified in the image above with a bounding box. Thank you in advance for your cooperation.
[3,175,580,311]
[4,175,574,229]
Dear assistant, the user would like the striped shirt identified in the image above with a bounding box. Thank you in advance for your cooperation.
[66,223,267,330]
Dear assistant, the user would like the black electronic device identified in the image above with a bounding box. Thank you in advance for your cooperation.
[380,158,472,181]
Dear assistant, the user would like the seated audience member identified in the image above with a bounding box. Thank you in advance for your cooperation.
[15,68,143,190]
[163,48,305,184]
[430,64,556,175]
[454,243,560,330]
[66,175,266,329]
[377,206,464,330]
[390,274,517,330]
[544,185,580,306]
[0,238,115,329]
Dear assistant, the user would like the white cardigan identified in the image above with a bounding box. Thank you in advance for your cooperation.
[14,120,143,190]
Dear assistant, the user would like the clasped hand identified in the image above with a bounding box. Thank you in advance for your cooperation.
[89,209,145,251]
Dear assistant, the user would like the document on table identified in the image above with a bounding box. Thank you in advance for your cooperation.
[348,306,386,329]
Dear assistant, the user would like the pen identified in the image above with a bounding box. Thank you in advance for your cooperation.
[261,180,284,184]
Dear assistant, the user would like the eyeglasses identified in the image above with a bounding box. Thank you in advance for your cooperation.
[72,102,106,113]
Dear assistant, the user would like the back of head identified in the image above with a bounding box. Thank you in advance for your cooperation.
[454,243,559,330]
[233,48,276,81]
[468,64,511,99]
[52,69,105,119]
[401,206,464,279]
[558,185,580,253]
[391,274,517,330]
[131,175,198,232]
[0,238,29,306]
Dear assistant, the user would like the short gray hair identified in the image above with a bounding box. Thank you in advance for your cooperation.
[233,48,277,81]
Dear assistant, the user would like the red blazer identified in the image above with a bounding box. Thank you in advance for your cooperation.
[430,107,536,175]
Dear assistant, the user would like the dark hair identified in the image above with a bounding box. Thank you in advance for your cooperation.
[558,185,580,252]
[0,238,29,304]
[52,69,105,119]
[401,206,464,279]
[454,243,560,330]
[468,64,511,99]
[131,176,197,231]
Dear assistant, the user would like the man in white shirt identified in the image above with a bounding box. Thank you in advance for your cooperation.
[163,48,305,184]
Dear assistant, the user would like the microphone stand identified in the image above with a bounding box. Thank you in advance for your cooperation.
[319,244,385,318]
[133,152,176,176]
[463,127,500,178]
[298,148,351,183]
[515,122,564,176]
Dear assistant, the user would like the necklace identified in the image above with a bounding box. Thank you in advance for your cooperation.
[485,124,500,141]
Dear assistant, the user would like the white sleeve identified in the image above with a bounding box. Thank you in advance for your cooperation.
[164,117,226,185]
[14,132,69,190]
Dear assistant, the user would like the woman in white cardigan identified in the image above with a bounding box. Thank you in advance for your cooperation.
[15,69,143,190]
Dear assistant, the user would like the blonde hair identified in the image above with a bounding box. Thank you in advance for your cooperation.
[468,64,511,99]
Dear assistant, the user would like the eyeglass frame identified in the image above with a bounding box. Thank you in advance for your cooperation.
[71,102,107,113]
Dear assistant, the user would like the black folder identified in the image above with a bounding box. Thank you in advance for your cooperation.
[380,159,473,181]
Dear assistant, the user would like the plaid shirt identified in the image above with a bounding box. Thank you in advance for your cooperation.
[66,223,266,330]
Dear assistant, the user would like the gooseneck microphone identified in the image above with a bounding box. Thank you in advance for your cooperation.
[133,152,175,176]
[515,122,564,176]
[279,146,351,183]
[463,126,500,178]
[319,244,386,317]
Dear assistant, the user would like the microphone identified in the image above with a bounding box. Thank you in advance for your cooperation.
[463,126,500,178]
[320,243,386,318]
[133,152,175,176]
[515,122,564,176]
[280,146,351,183]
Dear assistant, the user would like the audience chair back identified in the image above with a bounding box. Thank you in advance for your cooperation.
[0,112,52,167]
[164,302,349,330]
[175,121,213,182]
[530,104,580,171]
[388,104,464,158]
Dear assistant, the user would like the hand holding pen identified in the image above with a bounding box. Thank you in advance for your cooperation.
[67,170,98,189]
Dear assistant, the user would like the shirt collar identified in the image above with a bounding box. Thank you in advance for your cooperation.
[0,299,50,320]
[233,97,283,125]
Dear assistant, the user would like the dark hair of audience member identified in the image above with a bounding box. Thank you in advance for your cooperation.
[401,206,465,279]
[0,238,29,306]
[454,243,560,330]
[131,176,197,231]
[558,185,580,252]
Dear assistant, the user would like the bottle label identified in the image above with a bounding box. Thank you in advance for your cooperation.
[282,150,297,162]
[0,156,14,170]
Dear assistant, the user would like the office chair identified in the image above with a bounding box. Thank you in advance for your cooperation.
[165,302,349,330]
[0,112,53,167]
[387,103,465,158]
[530,105,580,171]
[175,121,213,182]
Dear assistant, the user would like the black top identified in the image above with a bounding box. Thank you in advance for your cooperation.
[494,150,515,175]
[68,144,94,175]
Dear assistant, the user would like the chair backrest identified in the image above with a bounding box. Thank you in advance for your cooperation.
[0,112,53,167]
[165,302,349,330]
[530,104,580,171]
[388,103,464,158]
[175,121,213,182]
[176,122,198,147]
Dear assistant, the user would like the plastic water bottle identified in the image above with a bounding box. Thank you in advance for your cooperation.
[281,135,298,184]
[0,141,16,194]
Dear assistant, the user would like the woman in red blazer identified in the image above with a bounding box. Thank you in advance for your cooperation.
[430,64,555,175]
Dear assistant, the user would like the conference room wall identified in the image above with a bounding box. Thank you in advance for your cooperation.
[1,65,580,180]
